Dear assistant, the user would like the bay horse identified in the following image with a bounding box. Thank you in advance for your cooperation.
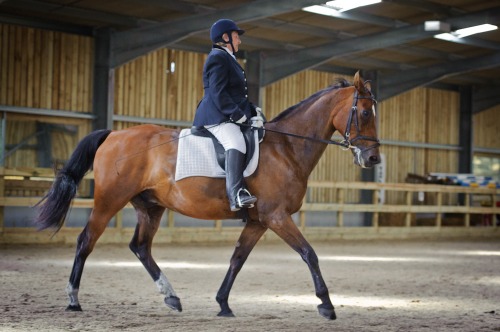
[34,71,380,320]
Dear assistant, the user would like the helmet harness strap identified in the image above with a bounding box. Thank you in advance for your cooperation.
[226,32,235,54]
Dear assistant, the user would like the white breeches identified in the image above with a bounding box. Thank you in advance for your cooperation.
[204,122,246,154]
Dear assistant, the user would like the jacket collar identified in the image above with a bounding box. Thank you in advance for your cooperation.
[213,44,236,59]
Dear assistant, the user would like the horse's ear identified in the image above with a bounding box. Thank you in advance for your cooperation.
[353,70,367,94]
[365,80,372,91]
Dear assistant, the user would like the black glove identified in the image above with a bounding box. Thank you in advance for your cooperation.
[230,110,247,124]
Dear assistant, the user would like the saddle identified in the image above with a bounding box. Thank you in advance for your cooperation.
[174,124,263,181]
[190,125,258,171]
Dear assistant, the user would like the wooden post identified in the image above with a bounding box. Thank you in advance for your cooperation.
[115,210,123,230]
[337,188,344,227]
[300,196,306,231]
[405,191,412,227]
[436,192,442,228]
[214,220,222,231]
[0,168,4,233]
[372,190,379,228]
[491,193,497,228]
[299,210,306,231]
[464,194,470,227]
[167,210,175,228]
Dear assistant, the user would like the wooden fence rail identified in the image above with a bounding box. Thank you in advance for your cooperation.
[301,181,499,229]
[1,168,498,243]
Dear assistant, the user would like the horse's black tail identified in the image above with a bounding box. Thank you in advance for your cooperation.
[33,129,112,233]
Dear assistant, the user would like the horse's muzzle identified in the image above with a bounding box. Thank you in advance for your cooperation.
[362,153,381,168]
[352,145,381,168]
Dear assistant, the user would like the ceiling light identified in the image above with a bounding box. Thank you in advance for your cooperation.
[435,23,498,41]
[326,0,382,12]
[303,0,381,16]
[302,5,342,17]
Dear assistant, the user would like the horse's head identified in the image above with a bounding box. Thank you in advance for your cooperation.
[335,71,381,168]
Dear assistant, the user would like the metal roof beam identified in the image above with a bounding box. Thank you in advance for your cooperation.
[2,0,145,28]
[251,18,356,39]
[262,24,440,86]
[473,86,500,113]
[0,13,93,35]
[310,7,407,28]
[383,0,465,17]
[126,0,214,14]
[378,52,500,101]
[112,0,327,67]
[261,7,500,86]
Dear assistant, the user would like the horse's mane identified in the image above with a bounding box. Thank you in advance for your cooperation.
[269,78,352,123]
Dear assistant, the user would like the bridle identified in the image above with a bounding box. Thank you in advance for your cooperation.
[341,90,380,152]
[243,88,380,152]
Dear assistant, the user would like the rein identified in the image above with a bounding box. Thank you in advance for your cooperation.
[245,124,351,148]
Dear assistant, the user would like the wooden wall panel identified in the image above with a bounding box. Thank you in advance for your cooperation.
[474,105,500,151]
[4,118,37,167]
[378,88,427,143]
[0,23,93,112]
[262,70,347,119]
[425,89,460,145]
[167,50,206,122]
[114,48,206,129]
[378,88,461,185]
[0,23,93,168]
[4,114,91,168]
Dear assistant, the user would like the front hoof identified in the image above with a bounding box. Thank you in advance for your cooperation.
[65,304,82,312]
[217,309,235,317]
[165,296,182,312]
[317,304,336,320]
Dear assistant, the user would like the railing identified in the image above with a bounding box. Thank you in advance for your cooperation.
[301,181,499,229]
[0,168,498,242]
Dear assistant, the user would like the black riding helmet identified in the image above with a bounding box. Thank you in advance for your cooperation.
[210,19,245,53]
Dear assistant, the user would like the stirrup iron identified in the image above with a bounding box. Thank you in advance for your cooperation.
[236,188,256,208]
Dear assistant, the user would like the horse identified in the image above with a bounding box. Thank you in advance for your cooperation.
[34,71,380,320]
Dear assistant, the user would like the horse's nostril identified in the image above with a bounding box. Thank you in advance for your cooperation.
[369,155,380,163]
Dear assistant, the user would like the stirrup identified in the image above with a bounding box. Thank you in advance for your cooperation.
[236,188,257,208]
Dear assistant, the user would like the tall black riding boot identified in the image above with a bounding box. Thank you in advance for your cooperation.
[225,149,257,211]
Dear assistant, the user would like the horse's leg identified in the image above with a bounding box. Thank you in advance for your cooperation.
[269,216,336,320]
[128,205,182,312]
[66,208,117,311]
[216,220,268,317]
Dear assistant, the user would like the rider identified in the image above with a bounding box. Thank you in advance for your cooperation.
[193,19,258,212]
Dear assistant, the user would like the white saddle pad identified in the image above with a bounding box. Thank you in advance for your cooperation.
[175,129,259,181]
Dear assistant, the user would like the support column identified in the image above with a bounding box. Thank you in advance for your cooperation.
[93,28,114,130]
[360,70,379,226]
[36,123,51,167]
[245,51,263,106]
[459,86,473,174]
[0,112,5,167]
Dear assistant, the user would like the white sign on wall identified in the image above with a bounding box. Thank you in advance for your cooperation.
[374,153,386,204]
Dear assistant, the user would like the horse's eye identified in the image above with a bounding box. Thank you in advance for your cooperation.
[362,109,371,118]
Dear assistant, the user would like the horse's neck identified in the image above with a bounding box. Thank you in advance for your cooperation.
[272,100,336,178]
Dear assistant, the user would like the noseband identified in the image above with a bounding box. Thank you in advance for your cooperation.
[341,90,380,152]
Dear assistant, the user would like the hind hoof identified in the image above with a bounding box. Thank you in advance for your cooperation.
[217,309,235,317]
[65,304,82,312]
[165,296,182,312]
[318,304,336,320]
